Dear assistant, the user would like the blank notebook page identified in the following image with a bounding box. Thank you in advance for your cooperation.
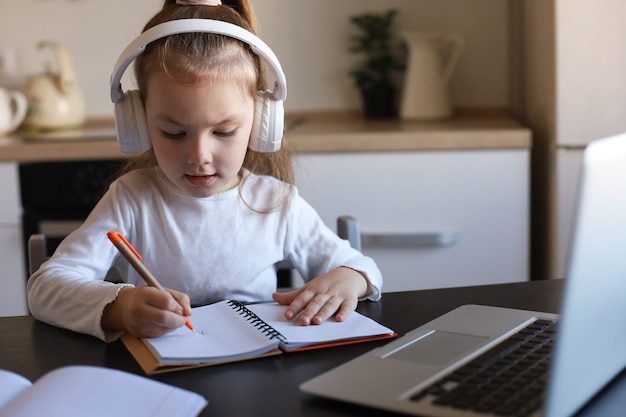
[246,302,394,347]
[143,301,278,363]
[0,366,206,417]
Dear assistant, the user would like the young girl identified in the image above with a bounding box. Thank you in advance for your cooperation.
[27,0,382,342]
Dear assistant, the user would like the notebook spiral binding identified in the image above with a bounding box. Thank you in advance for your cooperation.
[227,300,287,342]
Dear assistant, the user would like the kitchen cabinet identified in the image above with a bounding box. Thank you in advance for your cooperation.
[0,162,27,316]
[293,150,529,292]
[0,113,530,295]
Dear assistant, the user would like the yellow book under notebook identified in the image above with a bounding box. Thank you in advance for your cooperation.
[122,300,396,374]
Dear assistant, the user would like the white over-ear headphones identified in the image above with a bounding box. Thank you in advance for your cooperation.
[110,19,287,154]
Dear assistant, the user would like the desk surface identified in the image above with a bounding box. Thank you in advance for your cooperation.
[0,279,623,416]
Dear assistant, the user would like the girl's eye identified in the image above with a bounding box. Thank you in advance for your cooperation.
[214,129,238,138]
[162,130,186,140]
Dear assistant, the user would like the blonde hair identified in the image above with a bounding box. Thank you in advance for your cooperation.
[119,0,293,191]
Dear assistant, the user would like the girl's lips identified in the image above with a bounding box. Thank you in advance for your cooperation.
[184,173,217,187]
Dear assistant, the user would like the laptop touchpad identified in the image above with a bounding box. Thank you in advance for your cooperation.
[386,330,488,366]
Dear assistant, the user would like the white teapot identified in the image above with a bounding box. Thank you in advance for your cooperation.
[0,87,27,136]
[22,41,86,130]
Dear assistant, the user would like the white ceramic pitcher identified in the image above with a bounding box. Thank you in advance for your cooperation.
[399,32,465,120]
[0,87,27,136]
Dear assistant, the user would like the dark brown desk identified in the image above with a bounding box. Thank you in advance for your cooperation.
[1,279,623,416]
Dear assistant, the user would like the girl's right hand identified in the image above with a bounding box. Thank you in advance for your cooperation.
[102,285,192,338]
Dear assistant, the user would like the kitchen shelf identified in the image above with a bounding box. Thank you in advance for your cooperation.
[0,111,530,163]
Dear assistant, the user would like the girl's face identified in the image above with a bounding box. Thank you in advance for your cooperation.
[144,71,255,198]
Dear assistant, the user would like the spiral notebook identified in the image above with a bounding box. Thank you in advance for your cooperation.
[121,300,396,374]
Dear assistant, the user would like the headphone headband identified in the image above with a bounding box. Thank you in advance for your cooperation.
[110,18,287,103]
[110,18,286,154]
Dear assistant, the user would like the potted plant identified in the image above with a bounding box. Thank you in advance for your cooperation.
[348,9,404,119]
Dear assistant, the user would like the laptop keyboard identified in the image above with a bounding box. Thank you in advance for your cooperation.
[410,319,558,417]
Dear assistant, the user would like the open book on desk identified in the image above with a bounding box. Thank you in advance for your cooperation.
[122,300,396,374]
[0,365,207,417]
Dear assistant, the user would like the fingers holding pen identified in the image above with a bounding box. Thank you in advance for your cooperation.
[120,286,189,338]
[166,288,193,317]
[106,230,193,336]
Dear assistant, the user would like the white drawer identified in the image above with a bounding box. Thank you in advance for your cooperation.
[293,150,529,291]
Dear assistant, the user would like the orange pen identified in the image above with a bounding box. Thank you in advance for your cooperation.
[107,230,195,332]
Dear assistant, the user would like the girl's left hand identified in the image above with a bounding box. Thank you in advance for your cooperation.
[272,267,369,326]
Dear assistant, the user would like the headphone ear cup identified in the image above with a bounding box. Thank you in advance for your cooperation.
[114,90,152,154]
[249,92,284,153]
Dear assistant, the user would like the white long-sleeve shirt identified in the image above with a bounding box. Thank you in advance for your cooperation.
[27,167,382,341]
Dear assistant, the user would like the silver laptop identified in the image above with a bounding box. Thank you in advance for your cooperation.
[301,132,626,417]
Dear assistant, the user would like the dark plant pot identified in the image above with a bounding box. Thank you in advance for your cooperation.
[360,84,395,119]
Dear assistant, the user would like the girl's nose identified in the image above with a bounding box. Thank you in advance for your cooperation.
[187,136,213,166]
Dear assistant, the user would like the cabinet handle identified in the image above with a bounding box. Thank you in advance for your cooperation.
[361,231,458,248]
[39,220,83,238]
